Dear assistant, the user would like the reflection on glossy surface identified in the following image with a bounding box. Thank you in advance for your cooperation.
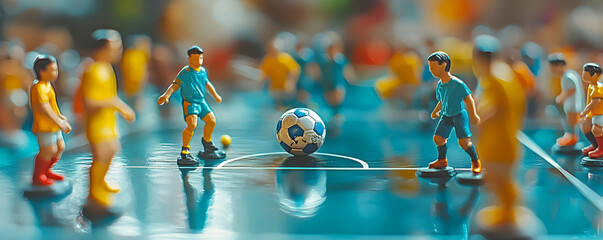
[276,156,327,218]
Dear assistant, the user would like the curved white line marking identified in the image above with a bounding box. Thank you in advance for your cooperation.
[215,152,369,169]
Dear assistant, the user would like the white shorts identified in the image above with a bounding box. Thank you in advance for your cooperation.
[563,96,580,113]
[36,131,63,147]
[592,115,603,127]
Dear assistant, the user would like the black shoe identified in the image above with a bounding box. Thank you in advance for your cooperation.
[202,138,219,152]
[198,150,226,160]
[178,153,199,166]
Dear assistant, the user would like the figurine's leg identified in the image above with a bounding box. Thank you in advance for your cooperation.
[46,132,65,180]
[582,118,596,155]
[89,139,120,207]
[33,133,58,186]
[183,114,198,149]
[558,112,579,146]
[588,123,603,158]
[201,112,216,142]
[484,162,520,225]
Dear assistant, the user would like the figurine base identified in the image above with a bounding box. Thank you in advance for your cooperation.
[82,199,121,225]
[177,156,200,166]
[198,150,226,160]
[551,143,584,155]
[456,172,484,185]
[581,157,603,167]
[23,180,72,199]
[416,166,456,178]
[472,206,545,240]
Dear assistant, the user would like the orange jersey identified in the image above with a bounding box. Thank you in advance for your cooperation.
[388,52,420,85]
[586,82,603,117]
[30,80,61,133]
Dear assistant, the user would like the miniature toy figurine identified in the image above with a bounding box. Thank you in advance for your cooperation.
[417,51,481,179]
[121,34,151,111]
[259,37,300,110]
[291,35,318,107]
[23,55,73,199]
[317,32,354,117]
[158,46,225,165]
[81,29,135,215]
[471,35,540,238]
[579,63,603,167]
[375,43,421,105]
[548,53,584,154]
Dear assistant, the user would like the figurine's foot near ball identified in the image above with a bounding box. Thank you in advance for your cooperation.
[472,206,545,240]
[198,150,226,160]
[82,199,121,225]
[177,154,200,166]
[456,172,484,186]
[581,157,603,167]
[416,166,456,178]
[23,180,72,199]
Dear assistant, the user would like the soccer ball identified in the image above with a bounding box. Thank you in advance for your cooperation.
[276,108,326,156]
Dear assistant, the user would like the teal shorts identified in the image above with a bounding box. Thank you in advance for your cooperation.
[182,100,213,120]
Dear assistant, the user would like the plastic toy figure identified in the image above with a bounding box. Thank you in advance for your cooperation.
[291,35,318,107]
[375,43,421,104]
[121,34,151,111]
[471,35,534,235]
[81,29,135,212]
[259,37,300,110]
[317,32,354,117]
[579,63,603,166]
[418,51,481,178]
[158,46,225,165]
[548,53,584,153]
[26,55,72,196]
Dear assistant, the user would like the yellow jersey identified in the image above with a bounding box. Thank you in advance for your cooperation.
[388,52,420,85]
[475,62,526,163]
[121,49,148,97]
[586,82,603,117]
[81,62,119,144]
[30,80,61,133]
[260,53,300,91]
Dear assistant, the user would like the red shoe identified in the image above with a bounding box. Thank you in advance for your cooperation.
[32,156,54,186]
[583,145,597,156]
[45,157,64,181]
[588,148,603,159]
[428,159,448,169]
[557,134,578,146]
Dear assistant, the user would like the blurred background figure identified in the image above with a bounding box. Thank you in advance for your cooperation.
[120,34,151,112]
[317,31,355,118]
[374,41,421,107]
[259,36,300,110]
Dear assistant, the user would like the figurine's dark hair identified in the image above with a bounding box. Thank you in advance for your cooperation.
[187,46,204,56]
[584,63,602,77]
[33,55,57,80]
[547,53,566,65]
[91,29,121,51]
[427,51,451,72]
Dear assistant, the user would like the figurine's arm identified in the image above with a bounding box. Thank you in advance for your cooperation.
[206,82,222,103]
[35,103,71,133]
[556,88,575,105]
[463,94,481,125]
[158,83,180,105]
[580,98,601,119]
[431,101,442,119]
[344,65,357,84]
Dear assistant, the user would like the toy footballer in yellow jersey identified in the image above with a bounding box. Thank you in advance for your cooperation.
[29,56,71,187]
[81,29,135,214]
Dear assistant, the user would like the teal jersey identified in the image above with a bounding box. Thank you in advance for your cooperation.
[436,77,471,117]
[174,66,210,104]
[318,53,349,91]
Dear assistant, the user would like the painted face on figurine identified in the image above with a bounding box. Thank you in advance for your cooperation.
[549,64,565,77]
[582,70,601,84]
[40,62,59,82]
[428,60,447,78]
[188,53,203,68]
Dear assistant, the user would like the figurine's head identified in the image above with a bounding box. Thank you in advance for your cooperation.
[427,51,450,78]
[267,37,284,55]
[472,35,500,78]
[582,63,602,85]
[187,46,204,68]
[92,29,122,63]
[547,53,566,77]
[325,31,342,57]
[33,55,58,82]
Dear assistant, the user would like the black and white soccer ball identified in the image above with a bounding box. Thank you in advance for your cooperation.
[276,108,326,155]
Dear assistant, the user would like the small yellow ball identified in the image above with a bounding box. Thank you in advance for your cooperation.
[220,135,231,148]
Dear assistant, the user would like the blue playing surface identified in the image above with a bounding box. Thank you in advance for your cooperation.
[0,87,601,239]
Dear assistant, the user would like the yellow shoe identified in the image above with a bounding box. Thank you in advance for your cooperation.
[472,159,482,174]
